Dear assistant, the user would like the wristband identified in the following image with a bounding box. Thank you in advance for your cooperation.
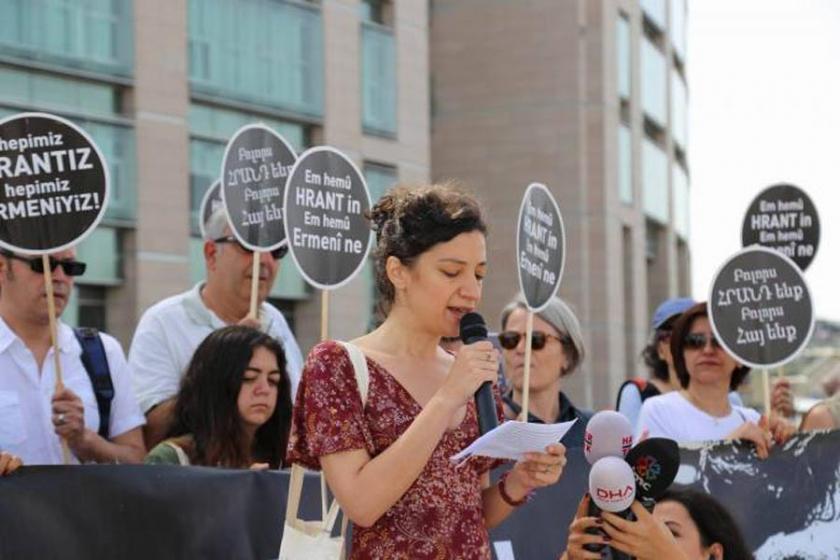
[498,471,533,507]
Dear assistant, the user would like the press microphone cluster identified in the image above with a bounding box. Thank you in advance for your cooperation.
[583,411,680,558]
[459,312,499,435]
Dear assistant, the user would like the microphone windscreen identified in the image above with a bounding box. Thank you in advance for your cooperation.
[589,456,636,513]
[583,411,634,464]
[459,312,487,344]
[625,437,680,503]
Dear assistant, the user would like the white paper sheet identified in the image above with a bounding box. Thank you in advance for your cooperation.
[493,540,516,560]
[450,419,577,463]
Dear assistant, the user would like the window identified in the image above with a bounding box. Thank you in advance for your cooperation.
[362,162,398,327]
[617,15,631,99]
[187,103,309,300]
[361,23,397,135]
[671,70,688,150]
[0,65,135,223]
[642,138,668,224]
[188,0,324,117]
[670,0,687,62]
[364,162,398,203]
[0,0,133,75]
[672,164,689,240]
[641,39,667,126]
[641,0,666,31]
[188,103,307,235]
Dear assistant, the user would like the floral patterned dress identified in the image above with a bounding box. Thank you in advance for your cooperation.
[287,340,503,559]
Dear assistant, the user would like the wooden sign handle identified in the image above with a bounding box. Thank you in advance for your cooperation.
[521,311,535,421]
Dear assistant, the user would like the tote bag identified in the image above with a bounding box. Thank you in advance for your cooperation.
[278,341,369,560]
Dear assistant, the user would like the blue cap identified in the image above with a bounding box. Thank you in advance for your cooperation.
[651,297,695,330]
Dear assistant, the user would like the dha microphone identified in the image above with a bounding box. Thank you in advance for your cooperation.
[589,456,637,513]
[459,312,499,436]
[585,456,637,559]
[624,437,680,511]
[583,411,634,465]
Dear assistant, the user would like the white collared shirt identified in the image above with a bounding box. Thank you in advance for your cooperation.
[128,283,303,413]
[0,318,145,465]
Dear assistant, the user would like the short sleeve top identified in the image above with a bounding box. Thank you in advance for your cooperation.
[287,341,503,560]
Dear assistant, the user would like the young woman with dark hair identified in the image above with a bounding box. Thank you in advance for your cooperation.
[145,325,292,468]
[635,302,793,456]
[562,487,754,560]
[287,183,566,559]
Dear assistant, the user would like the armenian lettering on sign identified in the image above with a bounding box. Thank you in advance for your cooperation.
[0,112,109,254]
[708,246,814,369]
[220,124,296,252]
[741,183,820,271]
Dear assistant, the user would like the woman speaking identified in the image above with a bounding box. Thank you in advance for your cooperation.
[287,184,566,559]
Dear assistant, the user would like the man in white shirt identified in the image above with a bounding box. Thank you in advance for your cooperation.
[0,248,145,465]
[129,207,304,448]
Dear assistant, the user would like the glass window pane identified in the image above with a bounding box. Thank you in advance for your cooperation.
[672,165,689,239]
[76,226,121,284]
[361,23,397,135]
[188,0,323,117]
[617,15,631,99]
[670,0,687,61]
[641,0,666,30]
[671,71,687,149]
[188,104,305,234]
[0,0,132,74]
[364,163,398,203]
[642,138,668,224]
[641,39,667,125]
[0,64,118,118]
[618,125,633,204]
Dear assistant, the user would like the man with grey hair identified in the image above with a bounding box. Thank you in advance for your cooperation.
[128,207,303,448]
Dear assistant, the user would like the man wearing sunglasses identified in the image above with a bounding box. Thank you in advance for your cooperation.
[0,248,146,465]
[128,207,303,448]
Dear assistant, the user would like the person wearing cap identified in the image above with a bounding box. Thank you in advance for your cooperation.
[128,207,303,449]
[615,297,696,430]
[0,248,145,465]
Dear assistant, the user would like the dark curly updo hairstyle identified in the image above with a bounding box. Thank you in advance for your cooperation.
[671,302,751,390]
[367,183,487,317]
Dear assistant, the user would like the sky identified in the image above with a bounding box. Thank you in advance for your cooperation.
[688,0,840,321]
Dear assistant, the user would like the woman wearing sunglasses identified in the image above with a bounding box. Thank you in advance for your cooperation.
[498,294,591,446]
[636,302,793,456]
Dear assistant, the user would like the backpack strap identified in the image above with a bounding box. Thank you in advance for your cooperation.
[73,327,115,438]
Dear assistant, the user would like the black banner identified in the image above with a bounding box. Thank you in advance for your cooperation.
[2,432,838,559]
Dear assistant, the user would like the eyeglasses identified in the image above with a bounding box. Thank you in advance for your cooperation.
[1,251,87,277]
[498,330,569,351]
[213,236,288,260]
[683,333,721,351]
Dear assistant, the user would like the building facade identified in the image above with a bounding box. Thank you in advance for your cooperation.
[0,0,690,409]
[0,0,427,354]
[430,0,690,408]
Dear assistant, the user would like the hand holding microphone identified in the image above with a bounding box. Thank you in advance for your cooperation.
[437,312,499,415]
[459,312,499,435]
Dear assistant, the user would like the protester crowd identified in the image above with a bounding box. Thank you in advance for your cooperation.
[0,182,837,559]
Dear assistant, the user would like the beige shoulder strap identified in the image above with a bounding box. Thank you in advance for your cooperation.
[164,441,190,466]
[336,341,370,406]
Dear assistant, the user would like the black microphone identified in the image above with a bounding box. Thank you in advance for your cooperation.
[459,312,499,435]
[624,437,680,511]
